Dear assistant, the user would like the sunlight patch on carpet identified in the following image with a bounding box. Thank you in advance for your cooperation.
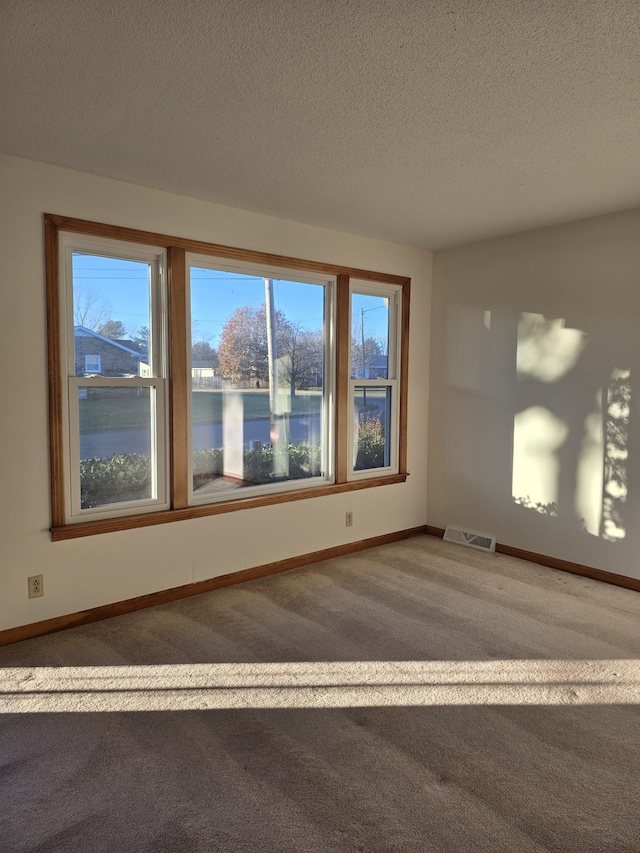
[1,659,639,713]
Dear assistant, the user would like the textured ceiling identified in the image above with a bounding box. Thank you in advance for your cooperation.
[2,0,639,249]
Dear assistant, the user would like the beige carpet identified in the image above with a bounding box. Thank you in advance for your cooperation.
[1,535,640,852]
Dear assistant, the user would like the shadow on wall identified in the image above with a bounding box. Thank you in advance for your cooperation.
[441,304,635,550]
[512,313,629,543]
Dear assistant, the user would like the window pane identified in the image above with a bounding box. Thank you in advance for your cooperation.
[190,267,326,497]
[353,386,391,470]
[72,253,151,378]
[78,386,154,509]
[351,292,389,379]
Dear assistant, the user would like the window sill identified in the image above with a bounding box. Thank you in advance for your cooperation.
[50,473,408,540]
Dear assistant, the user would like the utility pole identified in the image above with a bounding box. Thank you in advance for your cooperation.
[361,307,368,405]
[361,307,367,379]
[264,279,288,475]
[265,279,278,417]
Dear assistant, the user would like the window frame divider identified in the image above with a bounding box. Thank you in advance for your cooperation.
[335,274,351,484]
[168,246,189,509]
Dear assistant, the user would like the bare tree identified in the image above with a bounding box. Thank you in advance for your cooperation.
[278,324,323,396]
[350,332,383,378]
[73,287,111,330]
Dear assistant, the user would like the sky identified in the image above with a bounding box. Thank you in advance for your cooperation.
[72,254,389,350]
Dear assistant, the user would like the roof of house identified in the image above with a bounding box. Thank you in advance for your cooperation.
[74,326,147,358]
[369,355,388,369]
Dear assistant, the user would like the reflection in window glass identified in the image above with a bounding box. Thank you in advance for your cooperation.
[190,266,328,498]
[78,387,154,509]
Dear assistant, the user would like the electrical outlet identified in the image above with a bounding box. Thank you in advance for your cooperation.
[28,574,44,599]
[345,511,353,527]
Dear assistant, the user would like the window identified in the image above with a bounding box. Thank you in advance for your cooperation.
[84,354,102,374]
[349,281,401,478]
[188,254,333,503]
[56,232,168,522]
[45,216,409,538]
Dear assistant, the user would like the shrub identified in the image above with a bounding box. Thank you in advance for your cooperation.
[355,414,386,470]
[80,454,151,509]
[192,448,223,478]
[196,443,323,486]
[81,444,326,508]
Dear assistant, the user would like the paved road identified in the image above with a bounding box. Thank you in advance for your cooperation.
[80,414,322,460]
[80,397,387,460]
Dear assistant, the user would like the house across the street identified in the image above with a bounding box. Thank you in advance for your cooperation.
[353,355,388,380]
[74,326,149,377]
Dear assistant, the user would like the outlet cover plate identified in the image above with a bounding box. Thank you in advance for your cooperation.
[28,574,44,599]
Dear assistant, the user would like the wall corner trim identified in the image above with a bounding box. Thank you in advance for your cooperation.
[425,526,640,593]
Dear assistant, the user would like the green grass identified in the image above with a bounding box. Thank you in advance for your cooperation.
[79,390,323,432]
[79,394,150,432]
[191,389,322,425]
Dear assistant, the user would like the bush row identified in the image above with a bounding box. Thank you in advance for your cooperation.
[80,454,152,509]
[81,417,385,509]
[81,444,324,509]
[192,444,323,489]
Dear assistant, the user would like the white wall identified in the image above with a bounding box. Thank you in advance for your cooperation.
[0,155,431,632]
[429,208,640,580]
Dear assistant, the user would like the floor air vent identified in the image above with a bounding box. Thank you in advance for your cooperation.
[443,526,496,553]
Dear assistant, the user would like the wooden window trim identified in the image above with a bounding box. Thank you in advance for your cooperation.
[335,274,351,483]
[167,246,189,509]
[45,216,66,528]
[50,474,408,540]
[346,280,404,480]
[45,214,411,539]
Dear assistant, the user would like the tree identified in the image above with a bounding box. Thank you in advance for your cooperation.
[192,340,218,365]
[132,326,150,353]
[73,287,110,330]
[350,334,383,378]
[97,320,127,339]
[278,324,323,396]
[218,304,288,384]
[218,305,323,393]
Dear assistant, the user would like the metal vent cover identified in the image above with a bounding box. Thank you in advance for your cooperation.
[443,526,496,553]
